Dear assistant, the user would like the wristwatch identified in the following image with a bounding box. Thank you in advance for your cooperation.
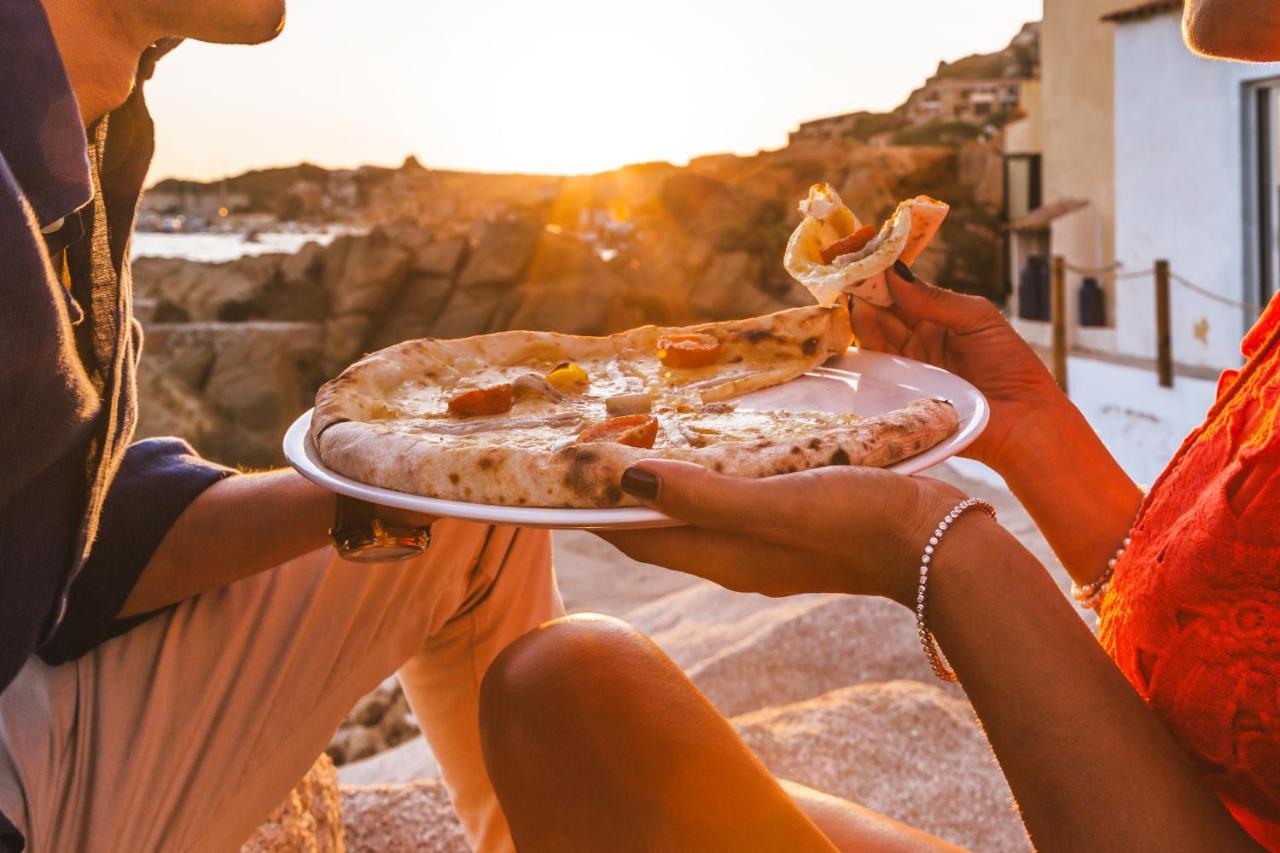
[330,495,432,562]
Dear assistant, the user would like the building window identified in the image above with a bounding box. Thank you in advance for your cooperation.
[1243,78,1280,313]
[1003,154,1042,222]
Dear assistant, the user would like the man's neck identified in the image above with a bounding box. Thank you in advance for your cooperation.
[40,0,156,127]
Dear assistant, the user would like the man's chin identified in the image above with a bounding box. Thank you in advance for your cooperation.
[1184,1,1280,62]
[188,2,286,46]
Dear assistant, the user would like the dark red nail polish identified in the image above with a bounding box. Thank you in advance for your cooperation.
[893,259,916,282]
[620,468,660,501]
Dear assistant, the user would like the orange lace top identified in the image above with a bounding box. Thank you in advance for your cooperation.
[1100,295,1280,849]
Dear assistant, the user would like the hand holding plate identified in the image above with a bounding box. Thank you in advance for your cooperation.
[598,459,983,605]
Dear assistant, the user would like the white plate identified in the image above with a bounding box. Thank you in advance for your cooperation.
[283,348,989,530]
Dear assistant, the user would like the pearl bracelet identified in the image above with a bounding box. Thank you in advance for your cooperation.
[1070,536,1131,610]
[916,497,998,683]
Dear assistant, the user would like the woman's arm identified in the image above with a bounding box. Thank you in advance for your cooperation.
[603,462,1261,852]
[931,515,1259,852]
[857,267,1145,583]
[992,396,1145,585]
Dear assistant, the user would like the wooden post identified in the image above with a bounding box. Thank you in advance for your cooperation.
[1051,255,1068,393]
[1155,259,1173,388]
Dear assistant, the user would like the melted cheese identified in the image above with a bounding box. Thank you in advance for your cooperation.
[374,326,840,452]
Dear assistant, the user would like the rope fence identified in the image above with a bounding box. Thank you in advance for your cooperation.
[1169,272,1260,314]
[1058,259,1259,311]
[1038,255,1265,391]
[1062,260,1124,276]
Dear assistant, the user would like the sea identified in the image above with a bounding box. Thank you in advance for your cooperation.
[130,231,339,263]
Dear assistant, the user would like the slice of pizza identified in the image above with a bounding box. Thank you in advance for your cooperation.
[310,304,959,508]
[784,183,949,308]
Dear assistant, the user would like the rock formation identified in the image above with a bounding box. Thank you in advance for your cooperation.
[133,139,1005,469]
[736,682,1025,852]
[241,754,344,852]
[341,781,468,853]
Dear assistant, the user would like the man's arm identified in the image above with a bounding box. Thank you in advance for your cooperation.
[118,469,333,618]
[37,437,240,662]
[120,469,437,618]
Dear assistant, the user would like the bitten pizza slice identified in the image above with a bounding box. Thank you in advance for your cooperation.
[784,184,949,308]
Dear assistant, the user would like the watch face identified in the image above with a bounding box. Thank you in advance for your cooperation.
[339,541,426,563]
[331,498,431,563]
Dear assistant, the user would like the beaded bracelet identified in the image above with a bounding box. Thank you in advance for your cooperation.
[1070,536,1131,610]
[916,497,998,683]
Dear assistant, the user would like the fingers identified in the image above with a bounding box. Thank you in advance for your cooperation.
[875,309,913,352]
[850,296,914,354]
[620,460,808,542]
[850,296,892,352]
[887,262,997,333]
[619,461,903,552]
[901,319,946,365]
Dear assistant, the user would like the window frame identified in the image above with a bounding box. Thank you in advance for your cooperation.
[1241,76,1280,321]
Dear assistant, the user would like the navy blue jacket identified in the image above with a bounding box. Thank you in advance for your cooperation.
[1,4,235,847]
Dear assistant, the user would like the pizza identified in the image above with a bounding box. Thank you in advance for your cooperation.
[310,303,960,508]
[784,183,949,307]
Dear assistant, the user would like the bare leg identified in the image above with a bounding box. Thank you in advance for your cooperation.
[479,614,964,853]
[782,781,966,853]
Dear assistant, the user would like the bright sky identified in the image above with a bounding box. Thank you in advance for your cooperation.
[145,0,1042,182]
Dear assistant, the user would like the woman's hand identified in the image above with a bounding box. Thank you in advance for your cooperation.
[852,263,1066,473]
[600,459,1000,606]
[856,263,1144,584]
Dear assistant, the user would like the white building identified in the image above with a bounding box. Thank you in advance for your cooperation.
[1109,1,1279,371]
[1005,0,1275,375]
[986,0,1277,486]
[1004,0,1120,360]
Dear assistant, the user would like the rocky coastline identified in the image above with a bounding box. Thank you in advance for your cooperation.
[134,139,1003,471]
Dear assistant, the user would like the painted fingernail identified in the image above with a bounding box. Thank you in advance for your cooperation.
[620,467,660,501]
[892,259,916,282]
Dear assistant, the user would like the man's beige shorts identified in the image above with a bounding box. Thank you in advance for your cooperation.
[0,521,562,852]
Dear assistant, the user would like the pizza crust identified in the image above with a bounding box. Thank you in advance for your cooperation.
[316,398,958,508]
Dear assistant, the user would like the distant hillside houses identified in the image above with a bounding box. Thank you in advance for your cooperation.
[142,162,393,226]
[790,21,1040,147]
[903,78,1023,126]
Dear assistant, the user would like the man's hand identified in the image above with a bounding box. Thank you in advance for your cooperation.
[600,460,987,606]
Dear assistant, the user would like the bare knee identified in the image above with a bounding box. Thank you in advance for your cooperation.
[481,614,650,727]
[479,614,664,778]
